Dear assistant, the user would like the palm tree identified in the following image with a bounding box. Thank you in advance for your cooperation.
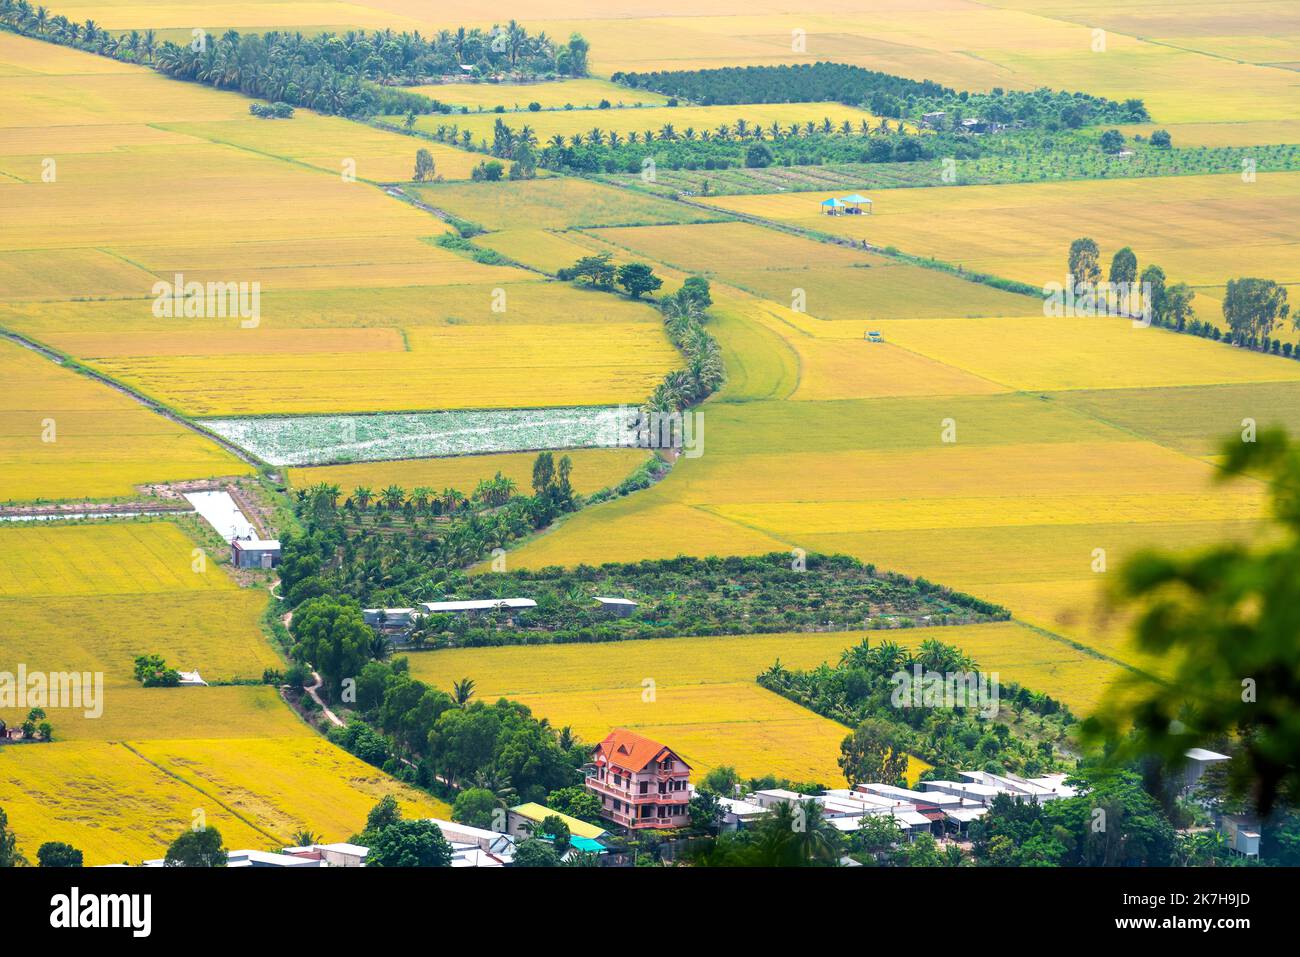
[468,765,515,800]
[452,677,476,706]
[368,633,391,662]
[291,828,322,847]
[353,486,373,510]
[381,484,405,510]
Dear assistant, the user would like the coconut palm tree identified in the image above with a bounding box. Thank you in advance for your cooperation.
[451,677,476,706]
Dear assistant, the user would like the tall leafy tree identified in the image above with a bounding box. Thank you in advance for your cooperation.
[1084,429,1300,815]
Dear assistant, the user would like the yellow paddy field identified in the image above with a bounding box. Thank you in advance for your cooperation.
[414,176,711,230]
[0,33,676,417]
[0,738,447,866]
[32,1,1300,127]
[288,447,651,497]
[705,173,1300,308]
[0,521,448,864]
[407,622,1110,781]
[588,221,1041,322]
[0,338,250,502]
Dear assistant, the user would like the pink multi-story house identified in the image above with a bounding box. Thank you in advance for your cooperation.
[586,729,692,830]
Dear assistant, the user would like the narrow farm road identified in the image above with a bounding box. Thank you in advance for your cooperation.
[305,671,345,728]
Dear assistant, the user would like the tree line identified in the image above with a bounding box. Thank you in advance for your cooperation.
[758,636,1072,783]
[441,114,955,175]
[611,62,1148,129]
[1065,236,1294,353]
[0,5,589,119]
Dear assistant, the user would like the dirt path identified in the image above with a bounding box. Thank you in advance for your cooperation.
[304,671,344,728]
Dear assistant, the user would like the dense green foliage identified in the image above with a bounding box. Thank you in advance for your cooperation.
[1085,431,1300,817]
[972,768,1176,866]
[36,842,83,867]
[326,658,587,804]
[0,6,588,118]
[611,63,1147,128]
[163,826,228,867]
[759,636,1072,780]
[336,552,1008,652]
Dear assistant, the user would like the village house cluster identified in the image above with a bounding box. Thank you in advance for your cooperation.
[100,734,1252,868]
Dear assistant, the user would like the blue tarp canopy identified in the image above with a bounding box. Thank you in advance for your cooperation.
[569,836,605,853]
[820,197,846,207]
[840,194,872,204]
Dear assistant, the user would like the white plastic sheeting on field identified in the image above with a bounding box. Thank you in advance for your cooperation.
[184,490,256,540]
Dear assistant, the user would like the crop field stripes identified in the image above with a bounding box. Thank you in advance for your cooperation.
[116,741,286,846]
[0,327,266,470]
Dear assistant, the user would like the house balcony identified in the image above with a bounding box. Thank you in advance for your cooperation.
[586,778,690,804]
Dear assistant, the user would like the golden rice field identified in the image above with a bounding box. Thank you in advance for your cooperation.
[160,113,483,182]
[403,101,903,144]
[89,321,679,416]
[407,621,1112,779]
[0,522,237,597]
[0,339,250,502]
[474,228,609,272]
[5,282,660,334]
[506,376,1282,675]
[409,77,671,110]
[24,0,1300,126]
[414,176,711,230]
[6,0,1300,849]
[0,520,450,863]
[589,221,1041,322]
[0,34,676,418]
[704,172,1300,297]
[288,447,651,496]
[0,738,448,866]
[856,317,1300,392]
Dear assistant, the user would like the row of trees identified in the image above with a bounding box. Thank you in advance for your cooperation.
[649,280,723,411]
[1066,237,1294,350]
[0,5,589,118]
[612,62,1148,129]
[342,473,525,517]
[463,118,946,175]
[321,657,587,804]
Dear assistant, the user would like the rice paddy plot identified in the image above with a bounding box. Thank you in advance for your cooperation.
[0,522,236,598]
[0,742,277,867]
[405,620,1100,775]
[0,590,278,688]
[128,736,450,848]
[204,406,632,467]
[588,222,1042,320]
[5,281,661,335]
[1051,382,1300,459]
[287,447,652,496]
[473,228,608,272]
[869,316,1300,392]
[0,737,449,866]
[412,177,717,230]
[89,320,679,416]
[161,113,484,181]
[705,172,1300,291]
[0,338,251,503]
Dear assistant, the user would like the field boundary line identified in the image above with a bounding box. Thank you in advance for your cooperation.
[0,327,266,470]
[116,740,286,847]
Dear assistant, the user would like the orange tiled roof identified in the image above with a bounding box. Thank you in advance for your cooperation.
[596,728,689,772]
